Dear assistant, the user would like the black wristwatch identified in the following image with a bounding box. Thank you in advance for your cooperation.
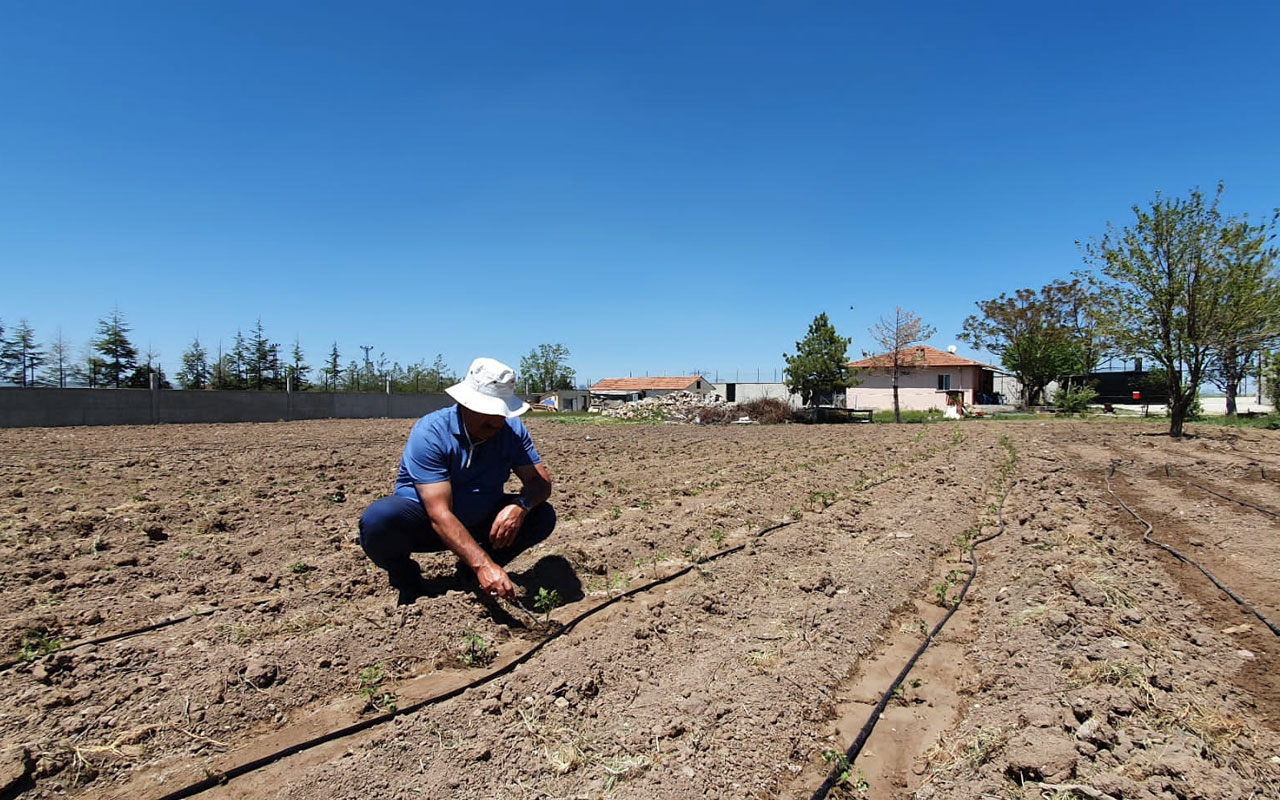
[514,496,532,512]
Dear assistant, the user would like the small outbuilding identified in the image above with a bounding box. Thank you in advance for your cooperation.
[846,346,1001,413]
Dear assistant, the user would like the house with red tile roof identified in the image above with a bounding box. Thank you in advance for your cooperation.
[846,346,1003,412]
[588,376,715,406]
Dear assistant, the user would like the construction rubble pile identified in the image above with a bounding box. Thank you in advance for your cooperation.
[597,391,736,423]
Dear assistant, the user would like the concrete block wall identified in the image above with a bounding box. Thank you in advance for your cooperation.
[0,387,452,429]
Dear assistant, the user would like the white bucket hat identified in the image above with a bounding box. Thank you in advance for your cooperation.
[446,357,530,417]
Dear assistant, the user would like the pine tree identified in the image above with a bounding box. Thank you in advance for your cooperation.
[783,313,854,406]
[0,319,43,386]
[287,337,310,390]
[41,329,73,388]
[178,336,211,389]
[324,342,341,391]
[92,308,139,388]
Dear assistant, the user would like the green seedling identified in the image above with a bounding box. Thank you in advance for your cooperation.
[709,529,727,549]
[177,547,196,561]
[821,749,870,794]
[358,664,397,712]
[18,629,64,663]
[608,507,622,520]
[288,561,311,574]
[457,630,495,667]
[789,505,802,520]
[808,490,838,508]
[682,545,704,564]
[533,587,563,620]
[932,569,964,609]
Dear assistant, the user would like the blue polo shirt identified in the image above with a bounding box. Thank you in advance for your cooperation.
[393,405,541,529]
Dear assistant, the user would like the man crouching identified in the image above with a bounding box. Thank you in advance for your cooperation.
[358,357,554,605]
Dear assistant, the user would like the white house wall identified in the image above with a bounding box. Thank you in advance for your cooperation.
[846,367,976,412]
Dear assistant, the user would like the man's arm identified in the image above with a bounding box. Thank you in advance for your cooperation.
[489,462,552,549]
[415,480,515,599]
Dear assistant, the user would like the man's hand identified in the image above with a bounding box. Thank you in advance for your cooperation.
[474,563,515,599]
[489,503,526,550]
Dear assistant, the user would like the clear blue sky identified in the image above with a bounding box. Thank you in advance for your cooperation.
[3,1,1278,387]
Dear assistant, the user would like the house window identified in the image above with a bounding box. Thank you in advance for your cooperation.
[937,374,951,391]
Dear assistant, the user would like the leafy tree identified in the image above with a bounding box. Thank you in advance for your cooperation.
[866,307,936,423]
[41,328,73,388]
[429,353,454,392]
[1083,185,1234,438]
[1264,350,1280,409]
[783,312,854,407]
[959,280,1101,407]
[0,319,44,386]
[92,308,139,388]
[518,344,575,393]
[1205,213,1280,416]
[344,359,363,391]
[178,336,211,389]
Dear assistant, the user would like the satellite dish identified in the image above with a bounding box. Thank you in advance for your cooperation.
[947,345,958,354]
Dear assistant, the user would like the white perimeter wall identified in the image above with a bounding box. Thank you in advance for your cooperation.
[713,382,802,408]
[846,367,979,411]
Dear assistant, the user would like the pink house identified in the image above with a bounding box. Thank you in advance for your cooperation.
[846,346,1000,412]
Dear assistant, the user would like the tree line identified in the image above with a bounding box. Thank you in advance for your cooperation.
[0,309,461,394]
[782,183,1280,437]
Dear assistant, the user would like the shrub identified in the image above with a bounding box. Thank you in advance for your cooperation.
[696,406,737,424]
[1054,384,1098,415]
[737,397,792,424]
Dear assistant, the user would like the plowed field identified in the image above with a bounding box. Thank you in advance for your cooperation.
[1,417,1278,799]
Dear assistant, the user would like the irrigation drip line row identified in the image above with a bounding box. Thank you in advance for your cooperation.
[0,608,218,673]
[148,521,797,800]
[1106,464,1280,638]
[1163,464,1280,518]
[808,475,1016,800]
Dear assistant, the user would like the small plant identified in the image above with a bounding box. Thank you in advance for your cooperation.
[88,534,107,556]
[358,663,397,712]
[456,630,495,667]
[533,587,563,620]
[177,547,196,561]
[608,507,622,520]
[808,490,838,508]
[951,424,965,444]
[932,569,963,608]
[820,749,870,794]
[325,490,346,504]
[288,561,311,574]
[17,629,64,663]
[789,505,802,520]
[682,545,704,563]
[709,529,727,548]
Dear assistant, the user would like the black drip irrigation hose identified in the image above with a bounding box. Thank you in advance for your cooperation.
[1163,464,1280,518]
[150,520,798,800]
[0,608,217,673]
[809,483,1014,800]
[1107,463,1280,638]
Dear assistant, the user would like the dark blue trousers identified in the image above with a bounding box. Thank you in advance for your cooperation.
[358,494,556,589]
